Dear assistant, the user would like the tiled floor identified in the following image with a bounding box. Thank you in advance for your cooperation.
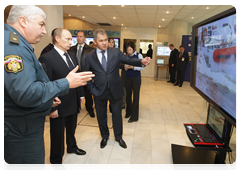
[43,77,236,165]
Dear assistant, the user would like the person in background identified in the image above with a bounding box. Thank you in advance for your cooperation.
[174,45,189,87]
[4,5,94,164]
[40,28,57,56]
[146,44,153,59]
[69,31,95,118]
[124,41,145,123]
[89,41,96,48]
[39,28,87,164]
[167,44,178,84]
[85,29,151,149]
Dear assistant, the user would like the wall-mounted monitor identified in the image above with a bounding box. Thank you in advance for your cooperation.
[191,8,236,127]
[156,46,171,56]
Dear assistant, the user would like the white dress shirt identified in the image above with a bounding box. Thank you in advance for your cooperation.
[96,47,108,64]
[54,45,75,68]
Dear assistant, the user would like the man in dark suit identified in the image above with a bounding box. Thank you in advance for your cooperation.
[168,44,178,84]
[69,31,95,118]
[39,28,86,164]
[85,29,151,149]
[174,45,189,87]
[40,28,57,56]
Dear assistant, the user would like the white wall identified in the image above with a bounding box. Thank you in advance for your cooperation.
[121,27,158,77]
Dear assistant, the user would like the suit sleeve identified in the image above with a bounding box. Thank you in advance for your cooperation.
[118,49,142,67]
[84,54,100,96]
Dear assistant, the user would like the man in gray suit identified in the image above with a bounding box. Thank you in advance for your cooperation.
[85,29,151,149]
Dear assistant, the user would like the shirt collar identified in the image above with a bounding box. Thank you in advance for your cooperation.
[78,43,85,49]
[129,51,137,57]
[54,45,66,56]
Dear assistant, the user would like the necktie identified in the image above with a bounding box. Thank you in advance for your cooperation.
[101,50,107,71]
[180,53,183,60]
[63,52,74,70]
[77,45,82,68]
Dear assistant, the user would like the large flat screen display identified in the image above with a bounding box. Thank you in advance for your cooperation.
[191,8,236,127]
[156,46,171,56]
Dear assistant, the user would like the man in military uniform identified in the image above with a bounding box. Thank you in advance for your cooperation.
[4,5,94,164]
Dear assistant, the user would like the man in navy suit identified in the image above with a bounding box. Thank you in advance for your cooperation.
[174,45,189,87]
[39,28,87,164]
[85,29,151,149]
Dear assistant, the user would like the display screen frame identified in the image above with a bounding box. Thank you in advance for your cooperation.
[190,7,236,127]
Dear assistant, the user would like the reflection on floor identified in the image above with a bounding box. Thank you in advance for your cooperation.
[43,77,236,164]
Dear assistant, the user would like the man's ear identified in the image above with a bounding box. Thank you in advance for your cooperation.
[94,40,97,45]
[55,35,60,43]
[18,16,28,28]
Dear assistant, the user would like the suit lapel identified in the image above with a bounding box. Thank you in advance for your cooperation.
[51,48,70,72]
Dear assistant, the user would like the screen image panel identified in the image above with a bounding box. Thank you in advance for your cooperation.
[195,13,236,119]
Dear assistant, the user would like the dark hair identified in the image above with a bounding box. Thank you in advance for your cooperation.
[169,44,174,47]
[108,38,115,47]
[51,28,57,37]
[148,44,152,48]
[89,41,93,44]
[179,45,184,48]
[77,31,86,37]
[126,41,135,51]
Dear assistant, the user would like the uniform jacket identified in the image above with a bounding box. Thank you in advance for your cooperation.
[4,23,69,119]
[85,47,142,100]
[39,49,84,117]
[169,48,179,66]
[176,51,189,70]
[69,43,94,71]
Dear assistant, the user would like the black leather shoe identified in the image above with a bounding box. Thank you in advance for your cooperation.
[179,84,182,87]
[89,111,95,118]
[173,83,179,86]
[68,148,86,155]
[128,119,137,123]
[167,81,172,83]
[116,139,127,149]
[100,139,108,148]
[125,115,130,118]
[54,164,66,170]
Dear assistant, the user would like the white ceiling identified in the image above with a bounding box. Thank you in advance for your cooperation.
[63,5,233,28]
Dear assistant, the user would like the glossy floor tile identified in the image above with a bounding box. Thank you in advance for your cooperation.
[43,77,236,164]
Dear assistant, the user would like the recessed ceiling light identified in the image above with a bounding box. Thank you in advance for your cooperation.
[121,5,124,7]
[69,14,71,16]
[113,17,116,19]
[98,5,101,6]
[166,11,169,14]
[159,25,161,27]
[206,7,209,9]
[162,18,165,21]
[191,17,194,19]
[121,24,123,26]
[83,16,85,18]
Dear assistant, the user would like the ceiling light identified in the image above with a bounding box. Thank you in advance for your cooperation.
[159,25,161,27]
[121,24,123,26]
[166,11,169,14]
[98,5,101,6]
[83,16,85,18]
[121,5,124,7]
[206,7,209,9]
[113,17,116,19]
[69,14,71,16]
[162,18,165,21]
[191,17,194,19]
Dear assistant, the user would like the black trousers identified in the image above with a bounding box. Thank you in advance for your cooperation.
[169,65,176,83]
[125,76,141,121]
[83,85,94,112]
[94,88,123,140]
[176,68,186,86]
[50,113,78,164]
[4,116,45,164]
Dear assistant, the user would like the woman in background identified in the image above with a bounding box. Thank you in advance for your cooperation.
[125,41,144,123]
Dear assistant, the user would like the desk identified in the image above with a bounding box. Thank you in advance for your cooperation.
[171,144,216,164]
[155,65,169,81]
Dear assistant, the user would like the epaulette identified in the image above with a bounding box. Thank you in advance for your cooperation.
[9,31,20,44]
